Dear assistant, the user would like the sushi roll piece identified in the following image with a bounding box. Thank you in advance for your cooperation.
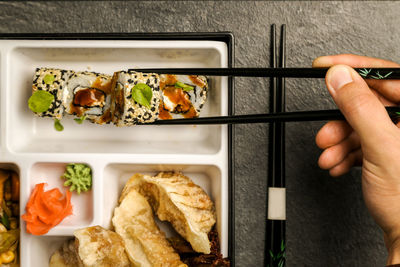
[64,71,113,124]
[158,74,208,120]
[30,68,72,119]
[110,71,161,126]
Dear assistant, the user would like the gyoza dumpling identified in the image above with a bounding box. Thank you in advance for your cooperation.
[127,172,216,254]
[49,239,81,267]
[49,225,130,267]
[74,226,130,267]
[112,187,186,267]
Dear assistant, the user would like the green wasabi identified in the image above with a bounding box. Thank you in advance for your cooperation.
[28,90,54,113]
[61,164,92,194]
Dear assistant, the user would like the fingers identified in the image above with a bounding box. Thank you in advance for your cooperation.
[325,65,397,148]
[371,90,396,106]
[318,131,360,170]
[367,79,400,104]
[313,54,399,68]
[313,54,400,103]
[329,149,363,177]
[315,55,400,177]
[315,120,352,149]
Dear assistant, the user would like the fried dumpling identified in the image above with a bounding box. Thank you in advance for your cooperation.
[49,225,130,267]
[128,172,216,254]
[112,187,186,267]
[168,228,230,267]
[49,239,81,267]
[74,226,130,267]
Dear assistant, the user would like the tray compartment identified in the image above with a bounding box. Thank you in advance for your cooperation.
[25,235,69,267]
[5,42,228,154]
[102,163,227,257]
[28,162,94,235]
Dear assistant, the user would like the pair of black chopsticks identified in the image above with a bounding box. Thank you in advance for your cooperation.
[135,68,400,126]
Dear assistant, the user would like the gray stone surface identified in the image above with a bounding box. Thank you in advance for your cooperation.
[1,1,399,266]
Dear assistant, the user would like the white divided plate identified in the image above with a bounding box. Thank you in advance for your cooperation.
[0,39,230,267]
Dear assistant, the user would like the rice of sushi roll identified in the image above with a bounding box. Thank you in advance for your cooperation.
[110,71,161,126]
[64,71,113,124]
[158,74,208,120]
[30,68,72,119]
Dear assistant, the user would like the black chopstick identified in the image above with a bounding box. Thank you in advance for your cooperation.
[131,67,400,80]
[266,24,286,267]
[277,24,286,189]
[146,107,400,125]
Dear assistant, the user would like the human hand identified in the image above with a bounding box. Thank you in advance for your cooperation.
[313,54,400,264]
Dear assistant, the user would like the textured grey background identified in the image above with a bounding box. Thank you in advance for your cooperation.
[1,1,399,266]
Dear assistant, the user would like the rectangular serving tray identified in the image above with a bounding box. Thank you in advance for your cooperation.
[0,32,235,267]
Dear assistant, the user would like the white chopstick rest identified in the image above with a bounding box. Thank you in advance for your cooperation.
[267,187,286,220]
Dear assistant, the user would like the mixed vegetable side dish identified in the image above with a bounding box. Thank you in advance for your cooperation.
[0,169,19,266]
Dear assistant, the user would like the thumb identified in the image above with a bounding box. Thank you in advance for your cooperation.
[325,64,396,147]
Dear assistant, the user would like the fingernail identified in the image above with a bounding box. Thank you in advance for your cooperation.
[312,56,332,67]
[327,65,353,92]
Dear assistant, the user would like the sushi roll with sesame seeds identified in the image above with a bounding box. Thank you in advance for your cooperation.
[64,71,113,124]
[158,74,208,120]
[110,71,161,126]
[29,68,72,119]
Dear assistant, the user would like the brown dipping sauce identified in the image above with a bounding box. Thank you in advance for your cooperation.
[162,86,192,113]
[73,88,105,107]
[99,109,112,124]
[188,75,206,87]
[115,85,125,116]
[183,106,198,119]
[160,74,178,90]
[69,77,111,117]
[92,77,112,94]
[158,102,172,120]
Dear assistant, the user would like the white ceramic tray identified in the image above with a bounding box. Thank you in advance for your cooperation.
[0,37,230,267]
